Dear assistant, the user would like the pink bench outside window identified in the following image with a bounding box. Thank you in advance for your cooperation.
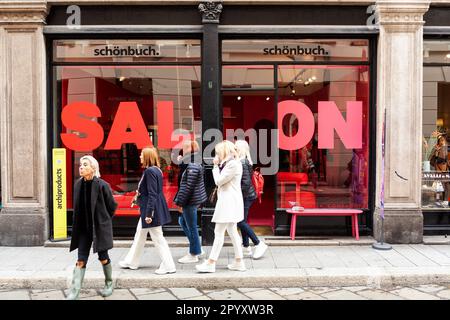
[286,209,363,240]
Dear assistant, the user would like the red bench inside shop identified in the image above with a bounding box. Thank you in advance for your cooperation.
[286,208,363,241]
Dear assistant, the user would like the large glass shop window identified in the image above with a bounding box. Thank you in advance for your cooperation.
[54,40,201,216]
[422,40,450,210]
[276,65,370,209]
[221,39,370,212]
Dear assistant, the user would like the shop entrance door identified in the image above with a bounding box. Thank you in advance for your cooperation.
[221,65,276,228]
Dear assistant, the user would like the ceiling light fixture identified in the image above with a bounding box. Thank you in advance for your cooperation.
[446,53,450,59]
[237,96,242,100]
[119,76,126,82]
[266,97,270,101]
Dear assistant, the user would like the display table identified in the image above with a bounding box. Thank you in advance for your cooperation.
[286,208,363,240]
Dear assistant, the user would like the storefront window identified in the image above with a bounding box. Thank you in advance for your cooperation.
[55,65,201,216]
[422,40,450,209]
[277,65,370,209]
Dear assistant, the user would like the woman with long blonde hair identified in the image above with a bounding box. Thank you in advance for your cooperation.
[119,147,176,274]
[196,140,246,273]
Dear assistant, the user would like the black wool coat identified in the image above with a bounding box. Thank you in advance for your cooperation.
[70,177,118,253]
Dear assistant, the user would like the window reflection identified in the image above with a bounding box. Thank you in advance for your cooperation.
[57,66,201,215]
[277,65,370,209]
[422,64,450,209]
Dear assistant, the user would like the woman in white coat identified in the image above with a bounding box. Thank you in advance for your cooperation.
[196,140,246,273]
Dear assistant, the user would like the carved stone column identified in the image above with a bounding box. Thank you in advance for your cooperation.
[0,0,49,246]
[374,0,430,243]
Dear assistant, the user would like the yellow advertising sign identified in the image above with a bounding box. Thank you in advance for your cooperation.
[52,148,67,240]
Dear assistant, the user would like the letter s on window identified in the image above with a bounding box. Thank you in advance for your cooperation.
[60,101,104,151]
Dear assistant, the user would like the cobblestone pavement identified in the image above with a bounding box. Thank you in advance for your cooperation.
[1,284,450,300]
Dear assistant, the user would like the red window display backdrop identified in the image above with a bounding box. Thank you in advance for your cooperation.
[57,66,201,216]
[277,65,370,210]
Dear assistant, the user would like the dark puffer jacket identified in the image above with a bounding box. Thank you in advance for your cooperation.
[241,158,257,200]
[174,162,208,207]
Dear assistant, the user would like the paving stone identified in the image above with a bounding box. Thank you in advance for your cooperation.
[238,288,264,293]
[356,289,404,300]
[389,288,440,300]
[0,290,30,300]
[207,289,250,300]
[77,289,102,299]
[321,289,367,300]
[285,291,325,300]
[186,295,212,300]
[243,289,285,300]
[413,284,447,293]
[168,288,203,299]
[307,287,339,295]
[436,289,450,299]
[137,292,178,300]
[105,289,136,300]
[130,288,166,296]
[342,286,368,292]
[31,290,65,300]
[270,288,305,296]
[81,295,105,300]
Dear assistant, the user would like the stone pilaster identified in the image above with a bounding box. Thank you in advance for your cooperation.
[0,1,49,246]
[374,0,430,243]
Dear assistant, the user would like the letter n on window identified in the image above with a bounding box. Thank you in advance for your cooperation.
[318,101,362,149]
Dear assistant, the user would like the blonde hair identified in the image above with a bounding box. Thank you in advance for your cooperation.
[215,140,238,162]
[141,147,160,168]
[80,155,101,178]
[182,139,200,153]
[234,140,253,165]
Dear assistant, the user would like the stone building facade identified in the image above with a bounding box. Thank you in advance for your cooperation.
[0,0,449,246]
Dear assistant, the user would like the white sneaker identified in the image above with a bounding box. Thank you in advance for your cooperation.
[178,254,199,264]
[252,241,268,260]
[243,246,253,257]
[196,249,206,257]
[119,260,139,270]
[227,261,246,271]
[195,261,216,273]
[154,267,176,275]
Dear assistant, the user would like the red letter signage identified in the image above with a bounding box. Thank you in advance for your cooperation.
[60,101,104,151]
[104,102,152,150]
[278,100,315,150]
[318,101,362,149]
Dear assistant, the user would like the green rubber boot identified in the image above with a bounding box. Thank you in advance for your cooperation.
[66,266,86,300]
[100,262,114,297]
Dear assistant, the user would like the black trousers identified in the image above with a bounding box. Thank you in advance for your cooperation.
[77,232,109,264]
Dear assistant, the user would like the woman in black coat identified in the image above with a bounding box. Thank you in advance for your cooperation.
[119,147,176,275]
[67,155,118,300]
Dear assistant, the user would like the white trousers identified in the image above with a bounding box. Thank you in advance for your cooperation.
[123,219,176,270]
[209,222,243,261]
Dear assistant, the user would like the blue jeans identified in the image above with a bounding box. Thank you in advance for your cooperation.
[237,198,260,247]
[178,205,202,255]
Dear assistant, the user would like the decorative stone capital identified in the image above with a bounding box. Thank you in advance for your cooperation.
[0,0,48,24]
[375,0,431,31]
[198,0,223,24]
